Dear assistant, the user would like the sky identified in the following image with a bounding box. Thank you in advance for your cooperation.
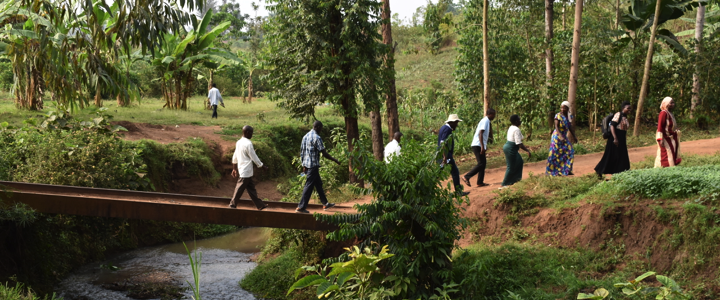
[238,0,427,23]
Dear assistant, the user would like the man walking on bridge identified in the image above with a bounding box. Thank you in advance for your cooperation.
[296,121,341,214]
[229,125,269,210]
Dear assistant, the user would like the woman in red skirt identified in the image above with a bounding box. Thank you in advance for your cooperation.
[655,97,681,168]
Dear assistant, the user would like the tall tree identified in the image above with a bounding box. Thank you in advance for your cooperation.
[567,0,584,127]
[633,0,662,136]
[483,0,490,115]
[691,4,706,116]
[545,0,554,127]
[0,0,206,110]
[266,0,384,185]
[629,0,703,135]
[381,0,400,142]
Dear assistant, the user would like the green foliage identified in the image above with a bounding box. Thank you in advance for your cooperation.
[423,0,453,54]
[0,61,13,91]
[240,248,314,300]
[452,243,627,300]
[0,282,61,300]
[610,165,720,199]
[288,245,401,299]
[183,241,202,300]
[317,139,466,299]
[138,138,221,191]
[577,288,609,299]
[612,271,689,300]
[265,0,386,119]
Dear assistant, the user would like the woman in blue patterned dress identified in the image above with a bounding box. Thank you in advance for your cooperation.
[546,101,577,176]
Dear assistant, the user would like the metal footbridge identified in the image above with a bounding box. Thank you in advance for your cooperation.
[0,181,352,231]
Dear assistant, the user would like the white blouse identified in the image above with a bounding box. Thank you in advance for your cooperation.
[506,125,523,145]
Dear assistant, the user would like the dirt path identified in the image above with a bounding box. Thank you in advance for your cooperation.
[113,121,285,201]
[343,137,720,210]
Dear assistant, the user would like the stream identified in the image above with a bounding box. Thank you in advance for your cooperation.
[56,227,271,300]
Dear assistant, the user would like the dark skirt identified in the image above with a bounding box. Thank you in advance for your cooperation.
[594,129,630,175]
[502,141,523,186]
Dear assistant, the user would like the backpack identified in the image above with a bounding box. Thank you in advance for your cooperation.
[601,113,615,139]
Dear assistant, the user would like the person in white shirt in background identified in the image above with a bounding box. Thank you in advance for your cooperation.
[208,83,225,119]
[384,131,403,163]
[462,108,496,187]
[229,125,269,210]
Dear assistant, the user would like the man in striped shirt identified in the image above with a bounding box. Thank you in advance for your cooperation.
[296,121,341,214]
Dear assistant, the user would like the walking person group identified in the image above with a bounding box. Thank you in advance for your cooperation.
[226,96,682,211]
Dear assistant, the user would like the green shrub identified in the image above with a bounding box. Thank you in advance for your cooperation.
[0,282,61,300]
[241,248,311,300]
[0,61,13,92]
[137,138,221,191]
[2,129,149,190]
[452,243,627,300]
[611,165,720,199]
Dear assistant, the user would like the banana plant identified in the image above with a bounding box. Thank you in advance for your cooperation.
[618,0,706,55]
[151,9,239,110]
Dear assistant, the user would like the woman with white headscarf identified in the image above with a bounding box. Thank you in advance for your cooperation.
[656,97,681,167]
[546,101,577,176]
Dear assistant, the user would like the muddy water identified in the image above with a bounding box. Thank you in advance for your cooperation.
[57,227,271,300]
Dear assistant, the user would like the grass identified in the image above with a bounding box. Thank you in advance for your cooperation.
[395,47,458,92]
[0,282,61,300]
[0,94,351,128]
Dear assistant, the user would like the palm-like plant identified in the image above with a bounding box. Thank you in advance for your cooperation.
[151,10,238,110]
[0,0,205,110]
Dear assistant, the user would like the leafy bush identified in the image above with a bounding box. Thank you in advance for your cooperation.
[611,165,720,199]
[452,243,626,300]
[137,138,221,191]
[0,61,13,92]
[240,248,314,300]
[318,138,466,299]
[0,282,61,300]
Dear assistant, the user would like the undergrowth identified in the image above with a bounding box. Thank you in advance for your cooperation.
[240,229,325,300]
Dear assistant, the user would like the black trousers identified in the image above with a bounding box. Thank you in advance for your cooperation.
[211,105,218,118]
[230,177,266,209]
[298,167,329,209]
[448,158,461,191]
[464,146,487,185]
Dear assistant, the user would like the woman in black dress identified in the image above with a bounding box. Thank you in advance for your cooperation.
[595,102,632,177]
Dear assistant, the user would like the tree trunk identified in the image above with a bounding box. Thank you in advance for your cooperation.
[567,0,583,128]
[691,4,705,117]
[545,0,554,90]
[382,0,400,141]
[116,93,124,106]
[371,108,384,161]
[248,72,254,104]
[615,0,621,30]
[546,0,555,130]
[342,93,363,187]
[633,0,663,137]
[94,82,102,108]
[482,0,490,115]
[562,0,567,31]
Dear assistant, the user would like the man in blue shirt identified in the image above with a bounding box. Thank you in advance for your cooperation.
[462,108,496,187]
[296,121,341,214]
[438,114,469,196]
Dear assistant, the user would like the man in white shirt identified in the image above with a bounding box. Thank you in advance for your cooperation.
[383,131,403,163]
[229,125,269,210]
[462,108,496,187]
[208,83,225,119]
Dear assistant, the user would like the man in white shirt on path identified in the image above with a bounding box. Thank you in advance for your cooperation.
[229,125,269,210]
[383,132,403,163]
[208,83,225,119]
[462,108,496,187]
